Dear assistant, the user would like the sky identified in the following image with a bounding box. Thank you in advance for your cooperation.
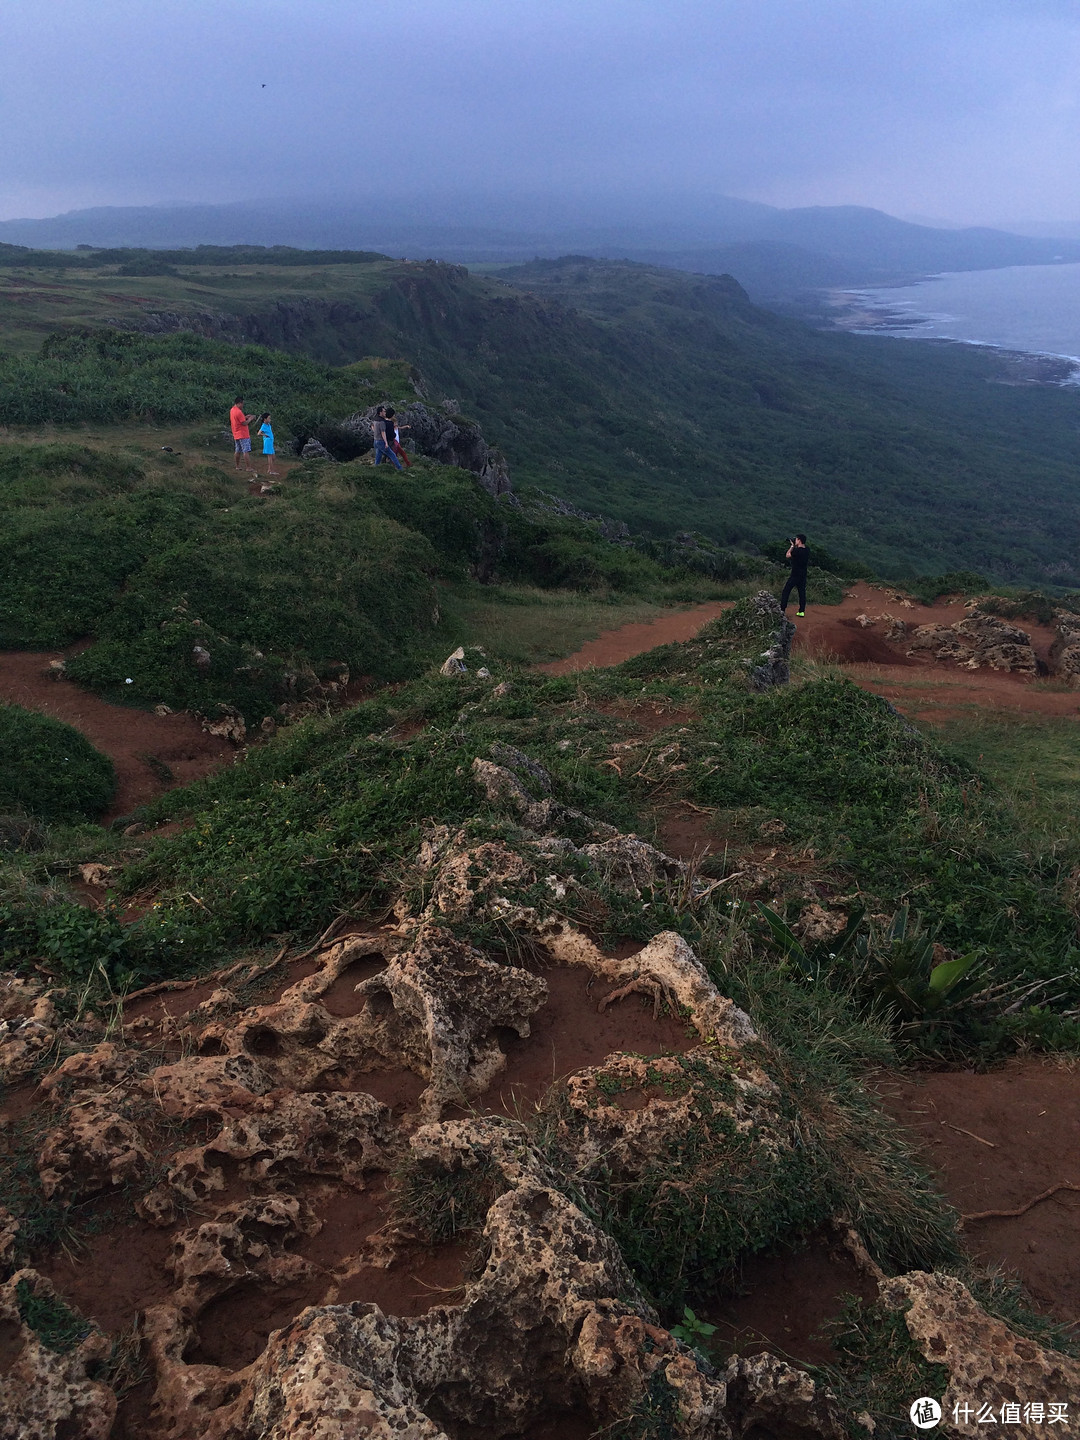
[3,0,1080,226]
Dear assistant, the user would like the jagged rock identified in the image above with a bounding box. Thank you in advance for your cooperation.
[489,741,552,790]
[439,646,467,676]
[143,1052,275,1118]
[907,611,1036,672]
[1050,610,1080,684]
[169,1195,318,1316]
[137,1114,844,1439]
[882,1271,1080,1438]
[796,902,848,945]
[155,1091,396,1209]
[337,401,511,496]
[491,681,513,700]
[470,757,616,837]
[78,862,113,887]
[350,928,547,1118]
[200,705,247,742]
[0,1206,19,1270]
[557,1048,782,1182]
[748,592,796,689]
[37,1090,151,1202]
[300,437,335,460]
[723,1352,846,1440]
[0,978,59,1083]
[141,1301,447,1440]
[0,1270,116,1440]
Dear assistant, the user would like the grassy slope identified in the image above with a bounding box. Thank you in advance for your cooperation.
[0,254,1079,584]
[0,426,752,722]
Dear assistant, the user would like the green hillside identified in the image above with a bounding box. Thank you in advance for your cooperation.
[0,432,752,723]
[0,247,1078,582]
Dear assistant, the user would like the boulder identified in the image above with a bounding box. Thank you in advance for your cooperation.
[882,1271,1080,1438]
[907,611,1036,672]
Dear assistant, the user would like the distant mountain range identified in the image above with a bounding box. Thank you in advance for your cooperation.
[2,196,1079,301]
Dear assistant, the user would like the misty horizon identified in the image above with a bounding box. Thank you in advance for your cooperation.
[4,1,1080,232]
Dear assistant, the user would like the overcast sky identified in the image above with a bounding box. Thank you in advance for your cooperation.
[3,0,1080,226]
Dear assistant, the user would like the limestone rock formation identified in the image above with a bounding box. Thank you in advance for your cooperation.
[747,591,796,689]
[1050,610,1080,683]
[907,611,1036,672]
[0,1270,115,1440]
[339,401,512,495]
[882,1271,1080,1439]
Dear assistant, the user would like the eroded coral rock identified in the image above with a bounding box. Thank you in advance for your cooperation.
[169,1195,318,1316]
[144,1052,274,1118]
[882,1271,1080,1440]
[37,1091,151,1202]
[155,1091,396,1209]
[1050,610,1080,684]
[0,1270,115,1440]
[0,975,60,1084]
[351,928,547,1117]
[907,611,1036,672]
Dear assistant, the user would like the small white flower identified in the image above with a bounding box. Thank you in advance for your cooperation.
[125,677,133,684]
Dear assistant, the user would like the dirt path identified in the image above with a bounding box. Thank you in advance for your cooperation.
[536,601,732,674]
[0,649,234,821]
[875,1060,1080,1324]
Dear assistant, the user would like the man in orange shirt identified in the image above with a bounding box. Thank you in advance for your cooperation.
[230,397,255,472]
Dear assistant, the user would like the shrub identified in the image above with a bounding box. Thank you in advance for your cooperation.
[0,705,115,821]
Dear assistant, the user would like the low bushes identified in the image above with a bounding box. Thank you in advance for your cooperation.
[0,705,115,821]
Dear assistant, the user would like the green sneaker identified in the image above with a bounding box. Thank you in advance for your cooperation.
[796,610,805,617]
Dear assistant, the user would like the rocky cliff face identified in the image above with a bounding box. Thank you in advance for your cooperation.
[339,402,511,496]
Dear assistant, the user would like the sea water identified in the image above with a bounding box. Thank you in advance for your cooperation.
[841,261,1080,370]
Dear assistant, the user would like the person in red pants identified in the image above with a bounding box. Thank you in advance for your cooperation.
[384,408,412,467]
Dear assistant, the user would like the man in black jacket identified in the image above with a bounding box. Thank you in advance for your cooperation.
[781,534,809,616]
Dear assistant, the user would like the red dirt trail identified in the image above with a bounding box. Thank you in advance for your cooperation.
[0,648,234,820]
[537,600,732,674]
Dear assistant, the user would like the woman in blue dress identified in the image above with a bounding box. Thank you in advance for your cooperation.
[255,413,278,477]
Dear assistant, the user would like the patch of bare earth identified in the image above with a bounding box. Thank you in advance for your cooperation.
[874,1059,1080,1324]
[0,649,235,820]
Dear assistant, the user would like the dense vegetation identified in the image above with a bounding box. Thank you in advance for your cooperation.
[0,436,745,722]
[0,252,1078,582]
[0,705,115,822]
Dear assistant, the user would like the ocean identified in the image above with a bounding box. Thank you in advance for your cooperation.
[836,261,1080,372]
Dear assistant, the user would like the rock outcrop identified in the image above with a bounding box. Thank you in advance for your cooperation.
[1050,610,1080,683]
[882,1271,1080,1439]
[339,401,511,495]
[906,610,1037,672]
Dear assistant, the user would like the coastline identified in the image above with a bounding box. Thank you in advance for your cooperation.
[821,284,1080,385]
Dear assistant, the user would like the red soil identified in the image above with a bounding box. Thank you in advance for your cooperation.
[709,1232,878,1368]
[537,601,732,674]
[485,963,700,1117]
[0,649,234,820]
[874,1059,1080,1324]
[794,583,1080,725]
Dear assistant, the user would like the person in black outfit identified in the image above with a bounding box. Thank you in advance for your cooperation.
[780,534,809,616]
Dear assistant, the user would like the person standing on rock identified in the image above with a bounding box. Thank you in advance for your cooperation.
[780,534,809,617]
[255,412,278,477]
[230,398,255,474]
[384,407,412,468]
[372,406,403,470]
